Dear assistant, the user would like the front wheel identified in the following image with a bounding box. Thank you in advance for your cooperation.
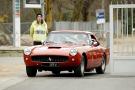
[26,66,37,77]
[74,56,85,77]
[96,56,106,74]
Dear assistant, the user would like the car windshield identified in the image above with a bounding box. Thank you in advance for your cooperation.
[46,32,89,45]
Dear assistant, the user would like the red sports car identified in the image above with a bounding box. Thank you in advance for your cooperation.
[23,30,109,77]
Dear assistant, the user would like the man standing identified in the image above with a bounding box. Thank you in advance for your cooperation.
[30,13,48,45]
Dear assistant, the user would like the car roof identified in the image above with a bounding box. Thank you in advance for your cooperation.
[51,30,93,34]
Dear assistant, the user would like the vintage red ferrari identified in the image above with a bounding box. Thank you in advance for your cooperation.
[23,30,109,77]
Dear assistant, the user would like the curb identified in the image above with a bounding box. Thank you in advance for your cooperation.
[0,46,29,51]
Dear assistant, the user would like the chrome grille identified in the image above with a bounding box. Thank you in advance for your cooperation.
[31,56,68,62]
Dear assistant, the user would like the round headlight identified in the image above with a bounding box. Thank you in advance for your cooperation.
[70,48,78,56]
[24,48,32,55]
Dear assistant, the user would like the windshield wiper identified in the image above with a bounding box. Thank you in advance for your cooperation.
[63,41,74,43]
[45,41,55,43]
[43,41,56,45]
[63,41,78,45]
[45,41,62,45]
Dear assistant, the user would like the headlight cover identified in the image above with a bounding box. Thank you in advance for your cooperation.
[24,47,32,55]
[70,48,78,56]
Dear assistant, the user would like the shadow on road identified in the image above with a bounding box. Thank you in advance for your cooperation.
[34,72,101,78]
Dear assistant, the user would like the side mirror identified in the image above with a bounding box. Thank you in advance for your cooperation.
[93,41,98,46]
[42,40,47,45]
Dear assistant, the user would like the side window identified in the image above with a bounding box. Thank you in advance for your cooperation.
[91,34,97,41]
[87,34,92,45]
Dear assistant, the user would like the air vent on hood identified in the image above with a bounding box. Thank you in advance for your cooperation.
[48,46,61,49]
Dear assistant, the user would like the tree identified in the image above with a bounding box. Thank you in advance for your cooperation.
[71,0,83,21]
[81,0,94,21]
[45,0,53,31]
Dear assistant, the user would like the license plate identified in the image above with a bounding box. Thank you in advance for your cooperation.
[49,63,58,67]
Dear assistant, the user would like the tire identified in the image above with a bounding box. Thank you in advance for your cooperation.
[26,66,37,77]
[96,56,106,74]
[52,70,60,75]
[74,56,85,77]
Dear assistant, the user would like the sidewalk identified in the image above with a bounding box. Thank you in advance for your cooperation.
[0,46,28,51]
[0,46,29,57]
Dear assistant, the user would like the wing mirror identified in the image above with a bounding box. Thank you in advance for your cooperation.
[93,41,98,46]
[87,39,99,46]
[42,40,47,45]
[91,39,99,46]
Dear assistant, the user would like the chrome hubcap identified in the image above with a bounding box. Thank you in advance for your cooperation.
[102,58,105,70]
[81,60,84,73]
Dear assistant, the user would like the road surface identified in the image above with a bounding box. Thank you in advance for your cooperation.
[0,57,135,90]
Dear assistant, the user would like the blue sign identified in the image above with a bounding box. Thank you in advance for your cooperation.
[96,9,105,24]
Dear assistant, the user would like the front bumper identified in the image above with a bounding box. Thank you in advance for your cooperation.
[23,54,82,71]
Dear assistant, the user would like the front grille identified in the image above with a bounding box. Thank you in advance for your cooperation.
[31,56,68,62]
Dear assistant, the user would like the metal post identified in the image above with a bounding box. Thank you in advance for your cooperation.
[126,8,128,37]
[101,0,105,42]
[41,0,45,19]
[116,2,119,39]
[13,0,21,47]
[101,0,104,9]
[131,8,133,37]
[124,8,126,37]
[109,5,114,74]
[121,8,123,38]
[131,6,134,55]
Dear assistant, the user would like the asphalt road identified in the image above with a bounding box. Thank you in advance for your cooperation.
[0,57,135,90]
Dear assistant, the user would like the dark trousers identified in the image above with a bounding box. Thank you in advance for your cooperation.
[33,41,42,45]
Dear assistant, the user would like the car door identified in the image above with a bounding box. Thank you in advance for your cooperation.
[90,34,103,67]
[96,46,104,66]
[90,34,101,67]
[86,47,94,68]
[86,34,97,68]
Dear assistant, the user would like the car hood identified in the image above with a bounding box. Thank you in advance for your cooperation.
[31,43,83,56]
[46,43,81,48]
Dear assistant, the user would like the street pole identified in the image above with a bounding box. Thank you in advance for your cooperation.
[116,1,119,39]
[131,6,133,37]
[102,0,104,33]
[41,0,45,19]
[102,0,105,32]
[102,0,107,47]
[13,0,21,47]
